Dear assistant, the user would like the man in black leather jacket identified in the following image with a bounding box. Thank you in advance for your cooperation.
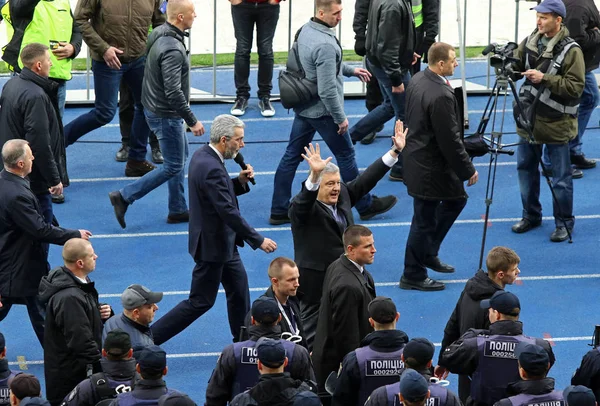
[108,0,206,229]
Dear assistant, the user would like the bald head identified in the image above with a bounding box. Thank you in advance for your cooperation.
[62,239,99,278]
[2,139,29,169]
[167,0,195,28]
[63,239,92,264]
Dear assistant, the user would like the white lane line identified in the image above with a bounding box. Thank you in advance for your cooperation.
[71,162,524,183]
[90,215,600,239]
[8,334,594,365]
[95,274,600,299]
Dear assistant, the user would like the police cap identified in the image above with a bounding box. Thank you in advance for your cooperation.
[480,290,520,316]
[564,385,596,406]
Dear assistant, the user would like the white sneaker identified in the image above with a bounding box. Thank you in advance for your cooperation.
[259,97,275,117]
[231,97,248,116]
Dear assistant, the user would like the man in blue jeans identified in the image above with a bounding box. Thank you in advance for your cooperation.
[349,0,416,181]
[66,0,165,177]
[510,0,584,242]
[108,0,204,229]
[564,0,600,171]
[269,0,397,225]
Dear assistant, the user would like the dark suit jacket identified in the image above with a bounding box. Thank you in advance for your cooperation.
[0,170,79,297]
[242,286,308,349]
[288,157,391,277]
[402,68,475,201]
[188,145,264,262]
[311,255,376,390]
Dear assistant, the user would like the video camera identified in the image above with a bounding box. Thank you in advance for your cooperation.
[482,42,520,76]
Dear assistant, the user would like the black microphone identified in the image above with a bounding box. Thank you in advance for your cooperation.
[234,152,256,185]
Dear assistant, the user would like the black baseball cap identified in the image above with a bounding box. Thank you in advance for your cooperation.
[400,369,429,402]
[403,338,435,366]
[138,345,167,373]
[256,337,286,368]
[103,329,132,357]
[251,297,280,325]
[368,297,397,324]
[121,284,163,310]
[564,385,596,406]
[515,342,549,375]
[480,290,521,316]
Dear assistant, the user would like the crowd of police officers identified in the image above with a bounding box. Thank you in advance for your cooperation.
[198,255,600,406]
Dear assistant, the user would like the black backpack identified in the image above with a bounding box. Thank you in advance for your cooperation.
[90,372,134,406]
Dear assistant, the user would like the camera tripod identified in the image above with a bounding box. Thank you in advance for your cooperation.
[474,69,573,271]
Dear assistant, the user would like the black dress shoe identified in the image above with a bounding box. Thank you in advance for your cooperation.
[108,191,129,229]
[399,277,445,291]
[422,257,455,273]
[269,213,290,225]
[51,193,65,204]
[550,226,570,242]
[359,195,398,220]
[360,131,377,145]
[511,218,541,234]
[167,211,189,224]
[388,170,404,182]
[572,168,584,179]
[571,154,596,169]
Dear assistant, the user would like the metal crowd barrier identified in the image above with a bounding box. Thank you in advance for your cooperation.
[67,0,533,105]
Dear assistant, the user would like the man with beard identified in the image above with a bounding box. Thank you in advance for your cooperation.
[151,114,277,345]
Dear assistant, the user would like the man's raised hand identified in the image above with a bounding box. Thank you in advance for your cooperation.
[301,143,333,175]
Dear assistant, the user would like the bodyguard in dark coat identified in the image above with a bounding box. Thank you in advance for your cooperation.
[289,128,406,350]
[312,225,378,397]
[38,239,113,406]
[0,43,69,224]
[400,42,477,292]
[0,140,84,346]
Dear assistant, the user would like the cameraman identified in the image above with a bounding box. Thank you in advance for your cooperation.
[510,0,585,243]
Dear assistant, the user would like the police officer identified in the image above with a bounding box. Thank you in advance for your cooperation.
[205,297,315,406]
[365,338,461,406]
[332,297,409,406]
[62,330,137,406]
[494,343,562,406]
[439,291,555,406]
[564,386,597,406]
[0,333,21,405]
[230,338,317,406]
[572,343,600,402]
[110,345,178,406]
[398,369,431,406]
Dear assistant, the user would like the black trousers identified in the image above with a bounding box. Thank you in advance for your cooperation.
[231,2,280,99]
[0,296,45,346]
[119,78,159,149]
[297,267,326,352]
[403,197,467,281]
[151,251,251,344]
[365,65,383,112]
